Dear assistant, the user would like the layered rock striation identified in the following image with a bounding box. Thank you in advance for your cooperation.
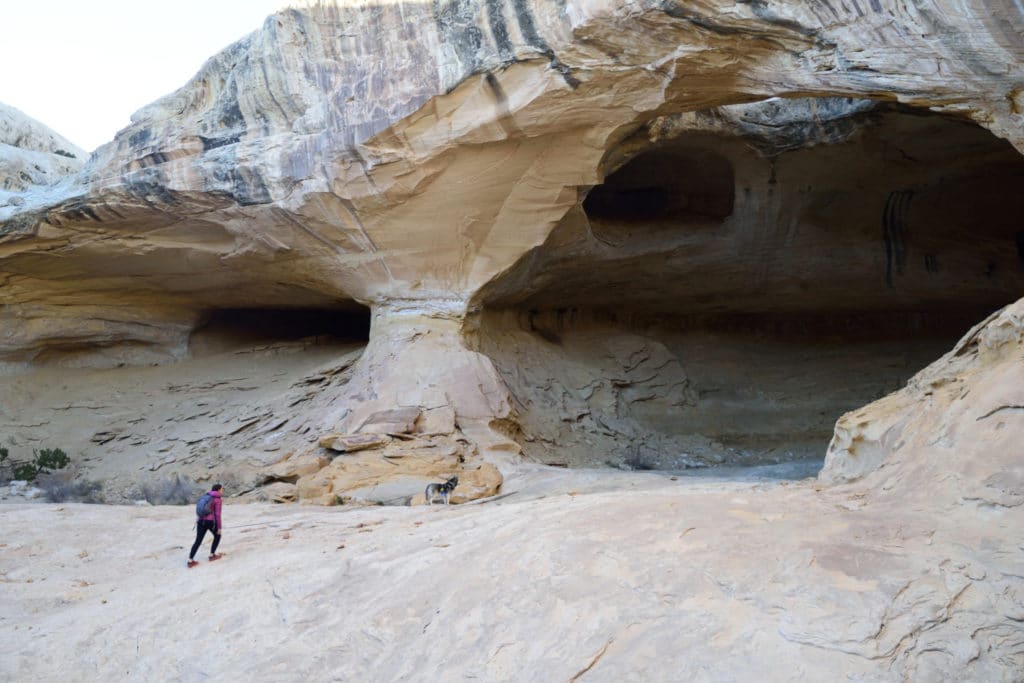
[1,0,1023,484]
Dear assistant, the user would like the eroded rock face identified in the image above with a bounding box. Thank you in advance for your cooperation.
[820,298,1024,490]
[477,100,1024,466]
[0,0,1023,487]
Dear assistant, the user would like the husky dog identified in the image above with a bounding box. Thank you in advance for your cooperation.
[425,475,459,505]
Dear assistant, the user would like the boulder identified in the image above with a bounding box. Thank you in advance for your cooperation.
[318,433,391,453]
[263,455,328,481]
[259,481,298,503]
[356,408,421,435]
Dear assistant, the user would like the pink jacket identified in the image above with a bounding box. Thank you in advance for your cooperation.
[200,489,223,530]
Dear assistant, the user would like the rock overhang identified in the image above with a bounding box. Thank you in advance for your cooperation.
[0,0,1023,478]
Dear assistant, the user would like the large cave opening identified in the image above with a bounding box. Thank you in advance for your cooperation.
[475,99,1024,473]
[189,304,371,356]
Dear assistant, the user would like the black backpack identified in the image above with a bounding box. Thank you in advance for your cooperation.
[195,492,214,518]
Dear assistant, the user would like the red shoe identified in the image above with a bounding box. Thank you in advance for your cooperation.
[187,560,199,568]
[209,554,223,561]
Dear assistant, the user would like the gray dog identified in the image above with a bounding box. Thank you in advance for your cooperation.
[425,475,459,505]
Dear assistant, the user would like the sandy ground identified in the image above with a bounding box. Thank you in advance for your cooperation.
[3,466,1021,682]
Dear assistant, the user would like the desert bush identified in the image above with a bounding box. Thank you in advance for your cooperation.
[623,446,659,471]
[137,475,199,505]
[39,476,105,504]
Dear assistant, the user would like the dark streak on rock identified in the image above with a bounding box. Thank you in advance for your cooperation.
[199,135,242,151]
[219,80,246,131]
[60,200,103,223]
[435,0,487,92]
[135,152,171,169]
[485,72,509,107]
[485,0,514,60]
[510,0,545,51]
[128,128,153,149]
[0,208,47,238]
[210,163,272,206]
[509,0,579,88]
[125,170,178,206]
[485,72,526,136]
[550,60,580,89]
[976,405,1024,421]
[882,190,913,288]
[817,0,841,20]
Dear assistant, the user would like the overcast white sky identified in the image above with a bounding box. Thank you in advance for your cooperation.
[2,1,294,152]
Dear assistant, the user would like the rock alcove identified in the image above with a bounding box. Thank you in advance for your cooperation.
[474,98,1024,472]
[188,305,371,356]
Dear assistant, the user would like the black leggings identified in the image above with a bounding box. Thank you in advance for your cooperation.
[190,519,220,559]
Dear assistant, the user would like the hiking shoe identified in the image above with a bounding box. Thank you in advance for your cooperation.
[209,554,223,561]
[187,560,199,568]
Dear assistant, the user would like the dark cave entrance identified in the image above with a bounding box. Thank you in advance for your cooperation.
[476,99,1024,474]
[189,304,371,355]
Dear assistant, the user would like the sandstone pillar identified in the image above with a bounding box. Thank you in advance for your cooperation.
[326,299,520,460]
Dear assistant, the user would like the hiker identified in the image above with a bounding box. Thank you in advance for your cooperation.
[188,483,223,568]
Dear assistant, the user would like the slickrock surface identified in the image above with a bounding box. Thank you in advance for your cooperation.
[2,467,1021,681]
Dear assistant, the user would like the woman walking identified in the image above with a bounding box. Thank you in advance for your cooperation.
[187,483,223,568]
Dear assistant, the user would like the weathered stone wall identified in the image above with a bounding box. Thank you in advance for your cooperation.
[1,0,1023,476]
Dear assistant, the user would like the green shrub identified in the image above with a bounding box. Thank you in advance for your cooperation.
[13,462,39,480]
[5,447,72,482]
[35,448,70,472]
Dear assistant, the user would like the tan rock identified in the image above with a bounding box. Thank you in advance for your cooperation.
[263,455,328,481]
[259,481,298,503]
[417,405,456,436]
[295,473,335,505]
[448,463,502,505]
[356,407,421,435]
[288,437,500,505]
[820,298,1024,493]
[318,433,390,453]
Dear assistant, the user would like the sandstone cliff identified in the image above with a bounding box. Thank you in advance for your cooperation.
[2,1,1022,476]
[1,0,1023,678]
